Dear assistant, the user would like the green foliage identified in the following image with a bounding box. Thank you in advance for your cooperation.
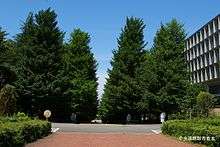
[162,118,220,146]
[0,84,17,116]
[149,19,188,114]
[61,29,98,122]
[15,8,65,119]
[196,92,215,117]
[99,17,146,123]
[0,113,51,147]
[0,28,17,88]
[0,112,30,122]
[179,84,206,113]
[136,52,159,119]
[15,8,64,97]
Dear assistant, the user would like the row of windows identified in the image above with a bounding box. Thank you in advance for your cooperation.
[187,48,219,72]
[191,65,218,83]
[186,32,220,60]
[186,16,220,50]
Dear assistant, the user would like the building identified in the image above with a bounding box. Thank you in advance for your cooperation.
[185,14,220,95]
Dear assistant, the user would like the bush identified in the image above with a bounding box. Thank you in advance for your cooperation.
[0,84,17,116]
[196,92,215,117]
[162,118,220,147]
[0,113,51,147]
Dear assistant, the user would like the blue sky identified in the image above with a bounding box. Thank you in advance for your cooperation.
[0,0,220,98]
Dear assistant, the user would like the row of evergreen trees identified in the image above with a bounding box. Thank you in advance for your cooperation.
[0,8,98,122]
[0,8,205,123]
[99,18,205,123]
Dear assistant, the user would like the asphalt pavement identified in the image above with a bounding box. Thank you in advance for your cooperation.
[52,123,161,133]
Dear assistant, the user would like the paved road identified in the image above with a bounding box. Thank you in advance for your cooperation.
[52,123,161,133]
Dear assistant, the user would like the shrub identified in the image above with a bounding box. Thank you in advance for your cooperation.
[0,113,51,147]
[162,118,220,147]
[196,92,215,117]
[0,112,30,122]
[0,84,17,116]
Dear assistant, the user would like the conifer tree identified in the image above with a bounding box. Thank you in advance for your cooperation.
[0,28,16,89]
[99,17,146,123]
[135,52,158,120]
[15,8,65,118]
[0,28,17,116]
[62,29,98,122]
[151,19,187,114]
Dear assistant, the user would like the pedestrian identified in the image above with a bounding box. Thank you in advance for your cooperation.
[126,114,131,124]
[160,112,166,123]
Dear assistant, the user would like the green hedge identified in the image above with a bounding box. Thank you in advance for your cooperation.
[0,113,51,147]
[162,118,220,147]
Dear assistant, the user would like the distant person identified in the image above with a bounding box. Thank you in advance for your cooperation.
[160,112,166,123]
[126,114,131,124]
[70,113,77,123]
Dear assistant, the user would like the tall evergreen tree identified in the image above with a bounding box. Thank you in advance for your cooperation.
[0,28,18,116]
[99,17,146,123]
[15,8,65,119]
[0,28,7,55]
[135,52,158,121]
[0,28,8,88]
[151,19,187,114]
[62,29,98,122]
[0,28,16,89]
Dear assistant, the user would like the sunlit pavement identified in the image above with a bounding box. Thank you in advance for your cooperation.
[52,123,161,133]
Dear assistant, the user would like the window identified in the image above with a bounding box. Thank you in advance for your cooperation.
[201,43,204,54]
[205,68,208,81]
[201,56,204,68]
[208,38,211,50]
[213,35,216,48]
[197,71,200,83]
[194,60,196,71]
[213,21,216,33]
[211,37,214,49]
[196,34,198,44]
[209,67,212,80]
[204,41,207,52]
[205,54,208,66]
[194,73,196,83]
[201,30,204,40]
[193,36,196,46]
[214,65,217,78]
[210,23,213,34]
[198,44,201,56]
[190,38,193,48]
[201,69,204,82]
[214,49,217,63]
[194,47,197,57]
[198,32,201,42]
[197,58,200,69]
[215,34,219,46]
[205,26,209,37]
[204,28,206,39]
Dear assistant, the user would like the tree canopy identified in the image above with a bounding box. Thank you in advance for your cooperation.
[99,17,146,123]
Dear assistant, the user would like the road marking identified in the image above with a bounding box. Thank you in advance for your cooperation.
[51,128,59,133]
[151,129,161,134]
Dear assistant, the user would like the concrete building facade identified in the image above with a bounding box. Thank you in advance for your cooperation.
[185,14,220,95]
